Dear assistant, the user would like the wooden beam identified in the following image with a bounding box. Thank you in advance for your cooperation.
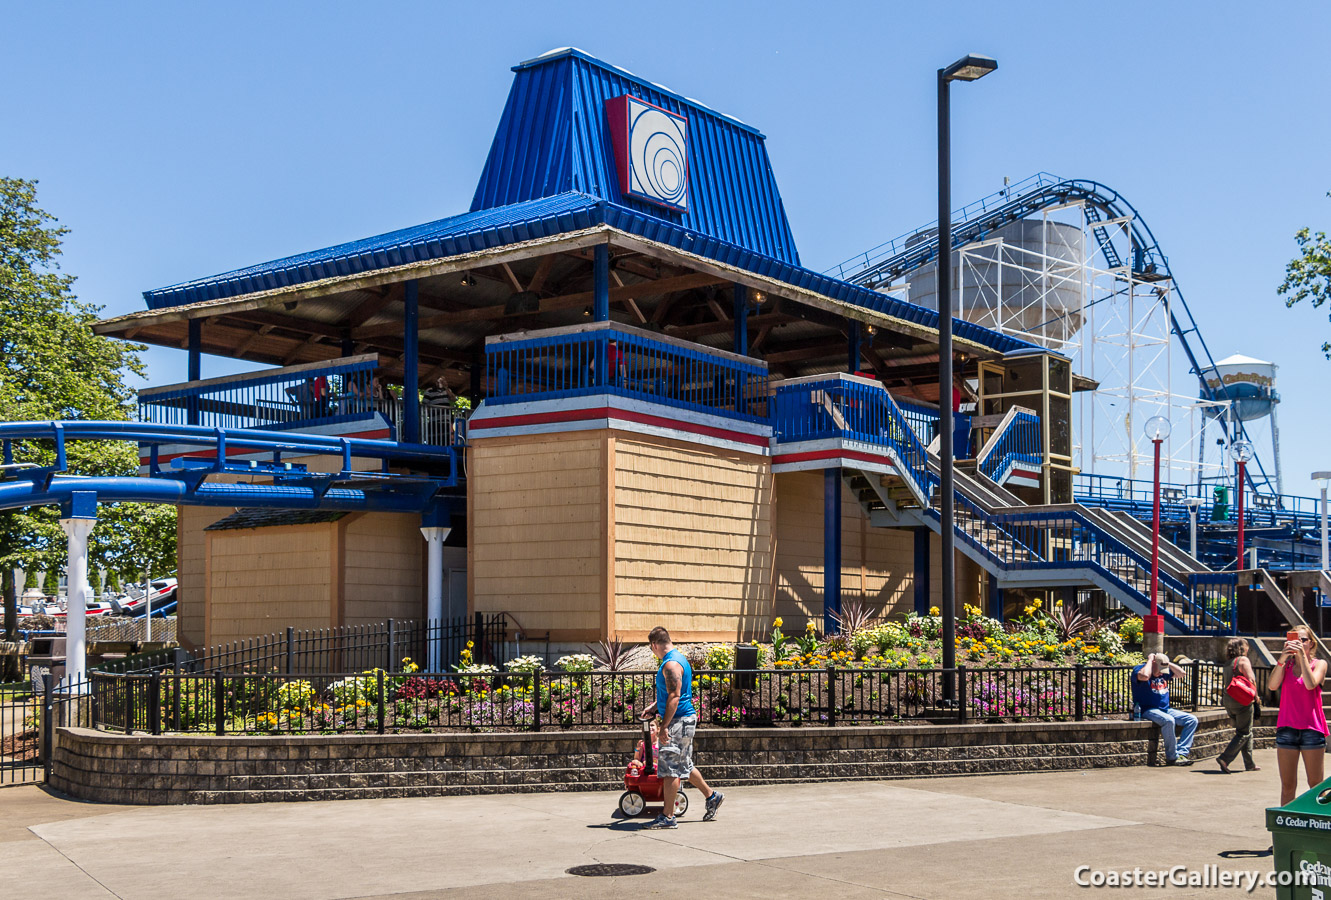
[352,271,727,339]
[342,287,397,328]
[665,310,797,339]
[526,254,556,293]
[500,263,523,293]
[761,339,848,364]
[234,324,275,358]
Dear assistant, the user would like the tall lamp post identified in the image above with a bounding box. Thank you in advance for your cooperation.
[1230,440,1253,571]
[1314,470,1331,636]
[937,52,997,700]
[1143,416,1170,655]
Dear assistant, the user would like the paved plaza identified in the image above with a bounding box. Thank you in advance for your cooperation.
[1,750,1288,899]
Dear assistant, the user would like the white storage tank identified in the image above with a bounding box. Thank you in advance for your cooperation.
[1202,354,1277,421]
[904,219,1086,345]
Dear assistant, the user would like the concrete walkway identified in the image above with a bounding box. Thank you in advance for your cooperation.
[0,750,1288,900]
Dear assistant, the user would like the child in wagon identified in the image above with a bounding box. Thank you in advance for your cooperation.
[628,720,660,775]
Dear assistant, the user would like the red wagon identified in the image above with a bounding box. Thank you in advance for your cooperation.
[617,720,689,818]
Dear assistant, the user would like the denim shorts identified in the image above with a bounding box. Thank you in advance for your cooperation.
[1275,726,1328,750]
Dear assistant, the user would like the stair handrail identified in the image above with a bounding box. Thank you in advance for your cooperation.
[975,406,1040,484]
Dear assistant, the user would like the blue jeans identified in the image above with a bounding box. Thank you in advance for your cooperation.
[1143,708,1198,761]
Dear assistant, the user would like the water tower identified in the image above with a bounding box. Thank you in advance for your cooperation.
[1201,353,1282,494]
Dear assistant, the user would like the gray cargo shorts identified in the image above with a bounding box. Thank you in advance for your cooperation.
[657,715,698,778]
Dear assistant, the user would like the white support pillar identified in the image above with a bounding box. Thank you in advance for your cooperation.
[60,516,96,690]
[420,526,451,672]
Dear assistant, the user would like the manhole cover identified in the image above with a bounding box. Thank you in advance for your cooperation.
[566,864,656,877]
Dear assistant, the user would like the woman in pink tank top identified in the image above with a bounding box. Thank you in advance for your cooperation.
[1268,624,1328,805]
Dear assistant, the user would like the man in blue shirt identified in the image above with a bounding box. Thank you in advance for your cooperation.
[640,625,724,829]
[1132,652,1198,766]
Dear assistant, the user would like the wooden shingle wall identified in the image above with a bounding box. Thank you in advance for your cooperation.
[343,513,424,626]
[468,431,607,641]
[612,437,773,643]
[205,523,333,645]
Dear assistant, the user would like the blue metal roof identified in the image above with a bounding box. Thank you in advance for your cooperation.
[470,48,800,265]
[143,193,605,309]
[142,188,1034,355]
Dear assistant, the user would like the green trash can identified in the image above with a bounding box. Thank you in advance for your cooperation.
[1266,776,1331,899]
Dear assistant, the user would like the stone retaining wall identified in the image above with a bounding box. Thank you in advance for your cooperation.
[51,709,1277,805]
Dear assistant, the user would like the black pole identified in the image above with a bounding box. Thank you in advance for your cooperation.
[937,68,956,702]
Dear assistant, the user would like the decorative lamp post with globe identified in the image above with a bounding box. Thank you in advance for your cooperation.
[1230,440,1253,571]
[1143,416,1171,654]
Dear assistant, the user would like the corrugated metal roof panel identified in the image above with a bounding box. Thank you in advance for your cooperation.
[141,188,1035,355]
[143,193,604,309]
[471,50,800,265]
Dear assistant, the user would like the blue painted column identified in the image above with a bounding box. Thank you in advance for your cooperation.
[824,467,842,634]
[403,279,420,444]
[987,575,1004,621]
[732,284,748,354]
[913,527,931,615]
[186,319,202,425]
[593,243,610,321]
[847,320,861,374]
[733,284,749,414]
[341,334,355,358]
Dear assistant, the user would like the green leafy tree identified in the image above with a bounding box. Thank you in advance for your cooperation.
[0,177,174,672]
[1278,191,1331,357]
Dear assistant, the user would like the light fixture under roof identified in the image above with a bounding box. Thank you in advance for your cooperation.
[460,272,476,287]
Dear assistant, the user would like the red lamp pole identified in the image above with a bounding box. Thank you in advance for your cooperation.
[1150,436,1162,619]
[1236,458,1246,569]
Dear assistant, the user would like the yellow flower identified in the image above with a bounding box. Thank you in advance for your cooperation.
[1055,599,1063,607]
[929,606,940,616]
[774,617,784,628]
[806,621,817,633]
[466,640,474,649]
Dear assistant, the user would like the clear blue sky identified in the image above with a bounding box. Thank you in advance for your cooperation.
[5,1,1330,497]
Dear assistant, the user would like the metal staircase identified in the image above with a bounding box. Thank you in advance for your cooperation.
[787,377,1230,634]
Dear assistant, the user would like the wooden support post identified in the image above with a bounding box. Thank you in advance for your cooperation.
[593,244,609,321]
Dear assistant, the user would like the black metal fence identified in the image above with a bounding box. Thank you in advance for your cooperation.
[86,661,1251,737]
[1,678,91,786]
[96,614,509,676]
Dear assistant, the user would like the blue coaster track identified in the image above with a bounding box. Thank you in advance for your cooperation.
[828,173,1275,494]
[0,421,459,517]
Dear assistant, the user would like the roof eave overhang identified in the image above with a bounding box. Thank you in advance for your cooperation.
[97,224,1011,362]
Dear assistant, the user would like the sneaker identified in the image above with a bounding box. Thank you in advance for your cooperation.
[703,791,725,822]
[1168,757,1194,767]
[643,814,677,830]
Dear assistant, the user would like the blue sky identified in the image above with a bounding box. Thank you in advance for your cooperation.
[5,1,1330,497]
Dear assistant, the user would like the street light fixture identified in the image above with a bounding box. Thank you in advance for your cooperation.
[937,52,997,701]
[1184,497,1204,559]
[1229,440,1253,570]
[1143,416,1171,647]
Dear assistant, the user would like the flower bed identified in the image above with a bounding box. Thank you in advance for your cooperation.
[90,608,1214,738]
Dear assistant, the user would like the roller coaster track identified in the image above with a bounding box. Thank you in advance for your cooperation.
[828,172,1275,494]
[0,421,459,516]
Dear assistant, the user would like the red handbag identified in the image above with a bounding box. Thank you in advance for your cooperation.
[1226,673,1257,707]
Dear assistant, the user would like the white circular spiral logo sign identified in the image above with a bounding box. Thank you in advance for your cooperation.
[627,99,688,210]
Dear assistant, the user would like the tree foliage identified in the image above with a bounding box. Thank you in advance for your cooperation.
[1278,191,1331,358]
[0,177,175,600]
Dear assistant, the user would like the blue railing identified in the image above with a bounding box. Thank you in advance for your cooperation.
[138,356,382,431]
[977,408,1041,485]
[891,398,972,459]
[1075,473,1324,527]
[772,374,935,504]
[1187,573,1239,635]
[485,323,770,424]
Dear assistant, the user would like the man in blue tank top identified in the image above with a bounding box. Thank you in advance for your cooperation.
[640,626,724,828]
